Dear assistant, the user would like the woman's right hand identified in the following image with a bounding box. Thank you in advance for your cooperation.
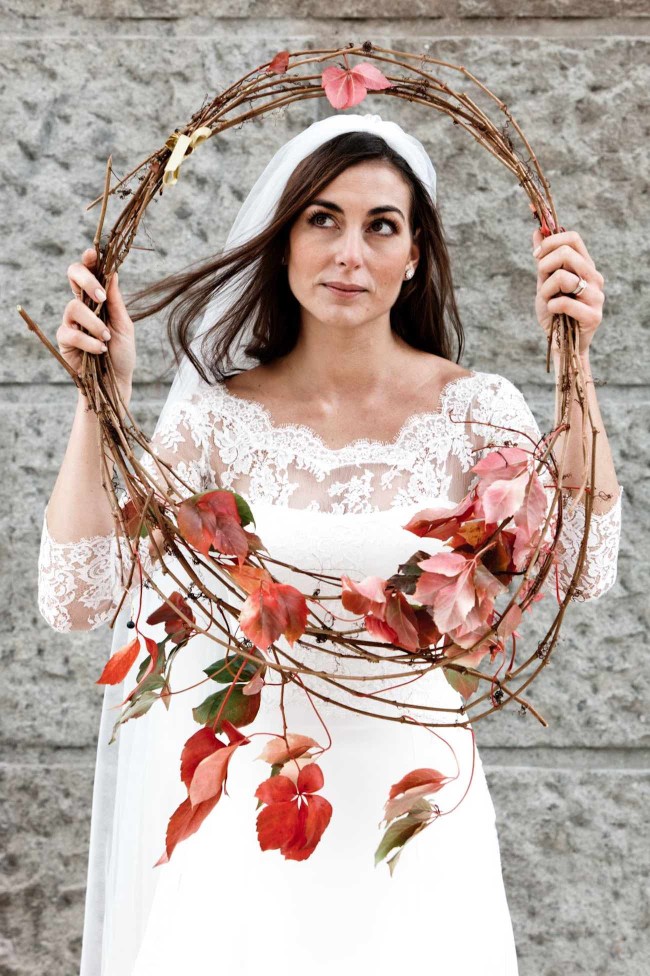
[58,248,136,391]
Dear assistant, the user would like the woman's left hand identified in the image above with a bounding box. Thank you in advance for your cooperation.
[533,227,606,356]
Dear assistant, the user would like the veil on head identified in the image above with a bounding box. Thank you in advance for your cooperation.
[158,111,438,426]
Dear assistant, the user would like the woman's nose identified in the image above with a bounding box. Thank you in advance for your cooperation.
[333,228,364,266]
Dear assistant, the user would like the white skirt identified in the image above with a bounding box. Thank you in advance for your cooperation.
[80,501,520,975]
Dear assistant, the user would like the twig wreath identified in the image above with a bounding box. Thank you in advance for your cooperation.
[21,42,600,872]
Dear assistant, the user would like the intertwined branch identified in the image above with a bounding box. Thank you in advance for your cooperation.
[20,41,598,733]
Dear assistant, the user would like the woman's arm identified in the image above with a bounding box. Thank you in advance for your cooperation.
[532,225,621,515]
[550,348,621,516]
[38,390,212,633]
[45,384,132,546]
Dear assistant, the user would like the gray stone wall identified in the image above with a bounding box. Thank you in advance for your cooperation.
[2,3,648,974]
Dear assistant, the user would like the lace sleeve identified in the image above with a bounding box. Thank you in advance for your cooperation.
[37,391,212,633]
[467,373,623,603]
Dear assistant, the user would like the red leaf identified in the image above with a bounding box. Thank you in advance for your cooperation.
[120,497,147,539]
[283,794,333,861]
[340,574,387,615]
[239,581,289,651]
[382,589,420,652]
[256,799,301,852]
[177,489,249,562]
[155,793,220,865]
[268,50,289,74]
[96,636,141,685]
[188,741,243,807]
[255,773,297,806]
[402,493,477,541]
[146,590,196,644]
[180,727,224,790]
[239,580,308,651]
[384,767,451,823]
[254,762,333,861]
[117,635,161,704]
[296,761,325,795]
[413,607,442,649]
[272,583,309,645]
[321,61,392,110]
[496,604,523,640]
[364,612,399,645]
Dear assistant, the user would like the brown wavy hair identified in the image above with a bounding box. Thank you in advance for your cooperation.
[126,129,465,383]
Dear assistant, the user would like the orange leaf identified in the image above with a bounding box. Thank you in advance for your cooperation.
[116,634,161,706]
[226,563,274,594]
[96,636,141,686]
[268,50,289,74]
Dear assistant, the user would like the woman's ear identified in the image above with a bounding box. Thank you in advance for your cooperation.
[410,227,421,269]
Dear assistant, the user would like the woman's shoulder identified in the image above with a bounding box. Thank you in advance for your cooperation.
[439,366,526,402]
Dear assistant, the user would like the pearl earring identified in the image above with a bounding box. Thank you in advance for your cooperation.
[404,266,414,280]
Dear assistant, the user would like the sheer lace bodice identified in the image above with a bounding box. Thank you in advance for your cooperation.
[37,370,623,633]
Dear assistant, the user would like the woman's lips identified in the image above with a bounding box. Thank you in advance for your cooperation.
[323,284,366,297]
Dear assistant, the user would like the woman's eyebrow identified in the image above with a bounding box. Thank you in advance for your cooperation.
[308,198,405,221]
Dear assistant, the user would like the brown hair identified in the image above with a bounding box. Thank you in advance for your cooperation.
[126,129,465,383]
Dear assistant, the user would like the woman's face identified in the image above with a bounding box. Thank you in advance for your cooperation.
[286,160,420,334]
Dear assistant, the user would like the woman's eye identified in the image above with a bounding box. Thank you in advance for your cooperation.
[309,212,334,227]
[370,218,398,234]
[307,211,398,234]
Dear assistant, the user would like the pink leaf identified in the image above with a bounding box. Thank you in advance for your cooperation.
[480,473,528,524]
[321,62,392,110]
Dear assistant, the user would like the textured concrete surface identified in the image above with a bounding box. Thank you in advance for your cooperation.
[2,4,648,974]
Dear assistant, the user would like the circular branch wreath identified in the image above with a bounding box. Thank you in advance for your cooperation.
[21,42,601,871]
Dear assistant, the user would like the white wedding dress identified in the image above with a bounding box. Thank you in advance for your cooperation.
[38,370,622,976]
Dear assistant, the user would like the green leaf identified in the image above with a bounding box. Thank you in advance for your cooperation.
[232,492,255,529]
[204,653,261,685]
[374,799,432,874]
[134,673,166,696]
[109,691,160,744]
[443,666,480,702]
[192,684,261,731]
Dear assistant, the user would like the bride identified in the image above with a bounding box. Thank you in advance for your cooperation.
[38,113,622,975]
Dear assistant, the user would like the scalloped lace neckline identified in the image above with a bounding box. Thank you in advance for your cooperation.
[212,369,478,454]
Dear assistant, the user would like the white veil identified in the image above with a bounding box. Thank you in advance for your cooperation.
[157,111,438,423]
